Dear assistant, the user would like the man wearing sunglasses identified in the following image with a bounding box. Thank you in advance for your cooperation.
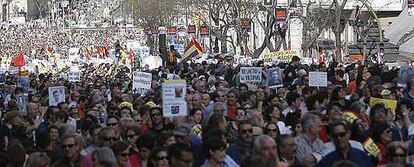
[226,120,254,165]
[53,134,83,167]
[316,121,373,167]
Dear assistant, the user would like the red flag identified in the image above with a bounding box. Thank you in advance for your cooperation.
[129,48,134,61]
[11,51,26,68]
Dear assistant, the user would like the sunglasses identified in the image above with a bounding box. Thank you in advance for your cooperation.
[103,137,117,142]
[393,153,405,158]
[241,129,253,134]
[332,132,347,139]
[155,156,168,161]
[151,112,162,117]
[267,129,278,133]
[107,122,118,127]
[62,144,75,149]
[127,134,136,139]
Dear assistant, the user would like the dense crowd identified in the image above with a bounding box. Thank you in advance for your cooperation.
[0,53,414,167]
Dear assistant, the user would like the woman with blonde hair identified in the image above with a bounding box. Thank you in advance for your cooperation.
[25,152,51,167]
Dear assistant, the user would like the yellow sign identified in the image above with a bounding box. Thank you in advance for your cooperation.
[19,70,30,77]
[342,112,359,124]
[369,97,397,118]
[263,50,298,63]
[363,137,381,158]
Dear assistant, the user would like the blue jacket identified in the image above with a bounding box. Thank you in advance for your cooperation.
[226,142,250,165]
[317,146,373,167]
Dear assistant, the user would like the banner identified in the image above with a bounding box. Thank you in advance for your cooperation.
[266,67,283,88]
[200,26,209,36]
[240,67,262,83]
[397,65,414,87]
[275,8,287,24]
[162,80,187,117]
[263,50,298,63]
[17,94,27,116]
[167,26,177,35]
[48,86,65,106]
[68,71,80,82]
[132,71,152,95]
[369,97,397,118]
[309,72,328,87]
[342,112,359,124]
[17,76,30,95]
[188,25,196,34]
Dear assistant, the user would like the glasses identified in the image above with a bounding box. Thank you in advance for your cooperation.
[393,153,405,158]
[267,129,278,133]
[62,144,75,149]
[127,134,136,139]
[107,122,118,127]
[151,112,162,117]
[332,132,347,139]
[103,137,117,142]
[155,156,168,161]
[241,129,253,134]
[236,111,246,116]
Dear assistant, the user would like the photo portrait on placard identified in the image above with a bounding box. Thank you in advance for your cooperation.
[48,86,65,106]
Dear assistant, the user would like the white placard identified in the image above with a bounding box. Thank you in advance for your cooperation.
[17,94,27,116]
[267,67,283,88]
[162,80,187,117]
[132,71,152,95]
[68,71,80,82]
[162,80,187,100]
[240,67,262,83]
[309,72,328,87]
[59,73,68,80]
[48,86,66,106]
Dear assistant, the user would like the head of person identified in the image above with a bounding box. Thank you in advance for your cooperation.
[136,133,156,161]
[92,147,117,167]
[149,147,169,167]
[239,83,248,95]
[213,102,227,116]
[168,143,194,167]
[119,106,132,118]
[53,90,59,100]
[26,152,51,167]
[205,113,227,133]
[173,123,191,142]
[201,93,211,106]
[249,109,264,126]
[286,91,302,109]
[61,134,81,160]
[98,127,117,147]
[123,127,140,146]
[291,56,301,66]
[4,110,24,127]
[150,107,163,125]
[27,102,40,117]
[226,89,238,105]
[192,93,203,108]
[107,116,119,130]
[57,102,68,112]
[327,121,351,150]
[206,137,227,164]
[195,80,206,93]
[111,141,130,167]
[190,108,203,125]
[385,141,407,166]
[252,135,278,166]
[48,125,60,142]
[264,105,281,123]
[238,120,254,143]
[264,122,280,140]
[214,89,226,102]
[326,102,342,123]
[277,134,296,160]
[302,113,322,137]
[371,123,393,144]
[158,132,176,148]
[369,103,388,124]
[235,108,247,122]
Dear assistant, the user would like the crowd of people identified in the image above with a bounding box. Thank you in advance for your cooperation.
[1,48,414,167]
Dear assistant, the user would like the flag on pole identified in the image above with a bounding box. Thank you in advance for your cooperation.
[47,48,52,59]
[11,51,26,69]
[120,47,127,64]
[182,38,203,61]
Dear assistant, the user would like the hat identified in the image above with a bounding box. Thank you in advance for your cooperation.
[292,56,301,62]
[118,102,134,112]
[4,110,20,123]
[173,123,192,136]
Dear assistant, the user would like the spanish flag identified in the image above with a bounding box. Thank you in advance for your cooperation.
[182,37,203,61]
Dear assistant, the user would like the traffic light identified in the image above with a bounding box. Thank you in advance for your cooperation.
[263,0,274,7]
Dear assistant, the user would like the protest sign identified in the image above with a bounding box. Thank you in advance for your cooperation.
[132,71,152,95]
[309,72,328,87]
[397,65,414,87]
[162,80,187,117]
[369,97,397,118]
[263,50,298,63]
[240,67,262,83]
[59,73,68,80]
[68,71,81,82]
[49,86,65,106]
[266,67,283,88]
[17,94,27,116]
[363,137,381,158]
[17,76,30,95]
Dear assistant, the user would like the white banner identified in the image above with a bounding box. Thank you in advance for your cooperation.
[68,71,80,82]
[309,72,328,87]
[162,80,187,117]
[240,67,262,83]
[132,71,152,95]
[48,86,66,106]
